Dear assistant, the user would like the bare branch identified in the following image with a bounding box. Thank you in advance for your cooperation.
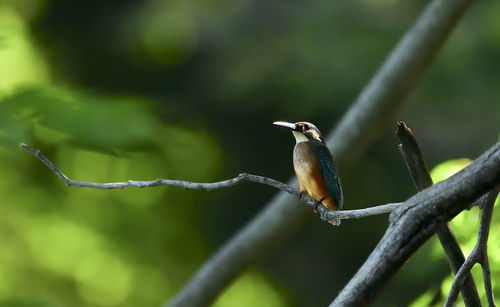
[21,143,403,223]
[330,140,500,306]
[20,143,297,191]
[478,191,496,307]
[444,189,499,307]
[396,121,481,307]
[318,202,402,221]
[396,121,434,189]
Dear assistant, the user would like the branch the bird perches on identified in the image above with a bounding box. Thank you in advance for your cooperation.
[20,142,401,224]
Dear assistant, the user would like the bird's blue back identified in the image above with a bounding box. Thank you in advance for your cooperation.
[313,142,343,209]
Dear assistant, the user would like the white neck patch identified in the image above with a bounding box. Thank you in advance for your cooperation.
[292,131,308,143]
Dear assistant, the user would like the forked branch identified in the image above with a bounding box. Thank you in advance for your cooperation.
[444,189,499,307]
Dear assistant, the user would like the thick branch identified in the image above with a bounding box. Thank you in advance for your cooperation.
[21,143,403,222]
[167,0,477,306]
[330,140,500,306]
[444,189,498,307]
[324,0,474,168]
[396,121,481,307]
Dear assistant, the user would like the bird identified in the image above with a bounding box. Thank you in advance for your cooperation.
[274,121,343,223]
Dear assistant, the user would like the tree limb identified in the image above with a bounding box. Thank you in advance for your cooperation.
[444,188,499,307]
[166,0,477,306]
[20,143,403,222]
[20,143,299,192]
[396,121,481,307]
[330,140,500,306]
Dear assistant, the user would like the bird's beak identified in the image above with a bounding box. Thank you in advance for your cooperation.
[273,121,297,130]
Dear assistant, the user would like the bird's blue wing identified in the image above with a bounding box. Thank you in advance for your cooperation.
[316,145,343,209]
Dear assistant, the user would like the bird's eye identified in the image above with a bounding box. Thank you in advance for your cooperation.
[303,124,309,130]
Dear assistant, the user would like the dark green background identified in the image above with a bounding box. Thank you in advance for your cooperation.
[0,0,499,306]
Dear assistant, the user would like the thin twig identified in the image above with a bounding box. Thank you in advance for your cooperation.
[396,121,481,307]
[482,244,495,307]
[20,143,403,222]
[20,143,296,191]
[444,188,499,307]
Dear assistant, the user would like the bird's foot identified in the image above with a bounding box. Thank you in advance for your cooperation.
[313,197,326,213]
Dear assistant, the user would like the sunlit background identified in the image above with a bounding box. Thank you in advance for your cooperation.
[0,0,499,306]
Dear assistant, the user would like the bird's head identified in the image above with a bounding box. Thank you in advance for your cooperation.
[273,121,324,143]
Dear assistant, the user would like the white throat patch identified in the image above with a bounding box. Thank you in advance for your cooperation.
[292,131,308,143]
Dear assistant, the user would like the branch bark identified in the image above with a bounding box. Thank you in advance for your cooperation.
[21,142,403,222]
[396,121,481,307]
[20,143,301,192]
[167,0,477,306]
[330,140,500,306]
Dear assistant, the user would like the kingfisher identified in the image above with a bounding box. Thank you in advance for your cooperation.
[274,121,343,221]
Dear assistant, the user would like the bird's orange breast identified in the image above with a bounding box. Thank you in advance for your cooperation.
[293,142,338,210]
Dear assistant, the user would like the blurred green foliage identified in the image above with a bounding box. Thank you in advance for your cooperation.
[0,0,499,306]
